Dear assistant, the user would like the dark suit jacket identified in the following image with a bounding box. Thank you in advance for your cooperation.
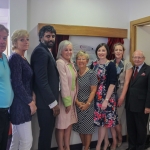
[30,43,59,109]
[126,63,150,112]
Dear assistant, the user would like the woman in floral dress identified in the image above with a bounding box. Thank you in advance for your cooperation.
[91,43,118,150]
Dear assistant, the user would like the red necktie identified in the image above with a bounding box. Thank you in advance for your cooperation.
[133,66,139,80]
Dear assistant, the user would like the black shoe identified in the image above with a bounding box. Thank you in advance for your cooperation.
[126,148,135,150]
[106,143,111,150]
[144,144,150,149]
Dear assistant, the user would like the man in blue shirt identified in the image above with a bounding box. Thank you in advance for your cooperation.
[0,24,14,150]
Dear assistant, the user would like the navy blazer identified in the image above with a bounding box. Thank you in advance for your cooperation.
[31,43,59,109]
[126,63,150,112]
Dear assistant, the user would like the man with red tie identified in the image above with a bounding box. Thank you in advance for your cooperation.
[125,50,150,150]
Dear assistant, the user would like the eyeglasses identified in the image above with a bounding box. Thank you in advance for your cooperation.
[132,56,144,60]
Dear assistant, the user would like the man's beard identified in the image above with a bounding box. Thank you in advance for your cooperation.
[43,40,55,48]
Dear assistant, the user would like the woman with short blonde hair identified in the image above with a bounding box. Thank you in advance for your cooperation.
[75,50,90,60]
[9,29,36,150]
[73,51,97,150]
[11,30,29,50]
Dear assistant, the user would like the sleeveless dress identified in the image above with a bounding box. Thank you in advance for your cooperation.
[93,61,118,127]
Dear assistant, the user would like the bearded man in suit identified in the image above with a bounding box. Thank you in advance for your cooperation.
[31,25,60,150]
[126,50,150,150]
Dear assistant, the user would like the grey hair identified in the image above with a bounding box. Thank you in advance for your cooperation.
[132,50,145,58]
[56,40,73,60]
[0,24,9,34]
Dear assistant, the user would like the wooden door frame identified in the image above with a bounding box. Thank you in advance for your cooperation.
[130,16,150,62]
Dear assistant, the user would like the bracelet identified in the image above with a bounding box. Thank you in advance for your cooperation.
[105,98,109,102]
[87,102,91,105]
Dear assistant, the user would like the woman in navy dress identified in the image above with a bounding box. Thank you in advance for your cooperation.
[9,30,37,150]
[92,43,118,150]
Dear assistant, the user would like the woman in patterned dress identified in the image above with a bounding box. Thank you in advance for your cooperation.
[73,51,98,150]
[110,43,133,149]
[55,40,78,150]
[92,43,118,150]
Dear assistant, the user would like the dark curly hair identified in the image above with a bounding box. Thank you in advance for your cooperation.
[39,25,56,42]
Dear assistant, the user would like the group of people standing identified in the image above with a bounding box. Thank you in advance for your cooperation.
[0,24,150,150]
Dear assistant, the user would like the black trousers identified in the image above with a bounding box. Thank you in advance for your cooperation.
[0,109,9,150]
[126,109,149,150]
[37,109,55,150]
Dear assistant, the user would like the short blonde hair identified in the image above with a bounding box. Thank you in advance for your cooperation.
[76,50,89,60]
[113,43,125,51]
[11,29,29,50]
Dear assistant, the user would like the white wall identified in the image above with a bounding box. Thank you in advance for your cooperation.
[0,9,8,24]
[27,0,129,61]
[0,0,8,8]
[136,26,150,65]
[28,0,129,30]
[128,1,150,39]
[129,1,150,21]
[9,0,28,56]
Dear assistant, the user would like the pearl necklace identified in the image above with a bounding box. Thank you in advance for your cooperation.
[78,67,89,76]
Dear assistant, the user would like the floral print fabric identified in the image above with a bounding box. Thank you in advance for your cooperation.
[93,61,118,127]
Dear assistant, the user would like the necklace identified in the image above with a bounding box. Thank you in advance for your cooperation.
[21,56,27,60]
[98,59,109,65]
[78,67,89,76]
[15,52,26,60]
